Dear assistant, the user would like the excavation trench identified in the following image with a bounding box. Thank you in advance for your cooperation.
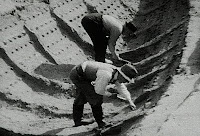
[0,0,190,135]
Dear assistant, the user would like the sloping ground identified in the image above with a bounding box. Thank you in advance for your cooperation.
[123,0,200,135]
[0,0,195,135]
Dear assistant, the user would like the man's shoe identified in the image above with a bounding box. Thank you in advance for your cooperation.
[98,121,112,129]
[74,119,94,127]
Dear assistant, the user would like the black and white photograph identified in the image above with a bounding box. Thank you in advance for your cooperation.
[0,0,199,135]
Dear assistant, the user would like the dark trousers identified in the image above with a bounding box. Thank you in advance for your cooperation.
[81,14,108,62]
[69,65,104,126]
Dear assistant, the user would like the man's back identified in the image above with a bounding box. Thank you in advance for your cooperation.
[82,61,115,81]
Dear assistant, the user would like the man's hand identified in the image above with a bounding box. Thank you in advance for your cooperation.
[104,91,117,98]
[104,91,113,97]
[106,84,117,93]
[129,102,136,110]
[112,53,121,61]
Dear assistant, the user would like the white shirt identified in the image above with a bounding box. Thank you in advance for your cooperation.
[102,15,123,59]
[82,61,133,104]
[95,70,112,95]
[94,68,133,104]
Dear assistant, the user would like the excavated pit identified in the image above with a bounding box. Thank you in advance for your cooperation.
[0,0,190,135]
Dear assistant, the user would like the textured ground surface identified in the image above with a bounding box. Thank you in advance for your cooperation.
[0,0,200,136]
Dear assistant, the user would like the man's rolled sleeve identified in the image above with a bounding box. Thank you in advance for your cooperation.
[116,83,132,102]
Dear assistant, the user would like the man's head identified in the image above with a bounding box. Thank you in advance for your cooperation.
[116,64,138,83]
[122,22,137,41]
[125,22,137,33]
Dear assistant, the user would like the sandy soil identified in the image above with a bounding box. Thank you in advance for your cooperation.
[0,0,200,136]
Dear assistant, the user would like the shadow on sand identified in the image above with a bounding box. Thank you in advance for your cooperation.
[34,63,75,81]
